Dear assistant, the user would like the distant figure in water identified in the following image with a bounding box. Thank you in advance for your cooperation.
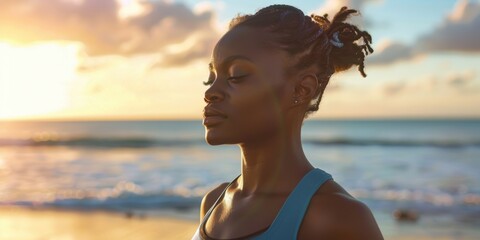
[193,4,383,240]
[393,209,419,222]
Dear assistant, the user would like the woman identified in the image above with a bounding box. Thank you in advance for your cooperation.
[192,4,383,240]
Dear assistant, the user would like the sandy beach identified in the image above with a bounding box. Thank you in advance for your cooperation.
[1,206,478,240]
[0,206,199,240]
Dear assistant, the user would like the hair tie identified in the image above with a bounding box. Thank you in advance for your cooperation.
[329,31,344,48]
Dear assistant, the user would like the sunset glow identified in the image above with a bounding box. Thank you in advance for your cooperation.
[0,0,478,120]
[0,42,81,119]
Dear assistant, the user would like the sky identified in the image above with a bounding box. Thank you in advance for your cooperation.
[0,0,479,120]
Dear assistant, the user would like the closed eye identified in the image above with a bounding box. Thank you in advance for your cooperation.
[203,74,249,86]
[227,74,249,82]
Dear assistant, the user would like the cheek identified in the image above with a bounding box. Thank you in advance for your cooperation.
[229,81,286,135]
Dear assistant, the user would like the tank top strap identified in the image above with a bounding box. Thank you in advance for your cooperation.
[264,168,333,239]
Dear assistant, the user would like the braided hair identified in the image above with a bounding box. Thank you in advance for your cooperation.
[228,5,374,119]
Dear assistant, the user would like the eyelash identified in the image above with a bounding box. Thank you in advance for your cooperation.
[204,75,248,86]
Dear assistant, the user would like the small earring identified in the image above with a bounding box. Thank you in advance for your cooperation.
[294,99,299,104]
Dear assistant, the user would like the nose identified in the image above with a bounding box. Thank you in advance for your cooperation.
[204,85,224,103]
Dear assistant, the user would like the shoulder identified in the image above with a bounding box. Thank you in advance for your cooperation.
[199,182,229,223]
[299,180,384,240]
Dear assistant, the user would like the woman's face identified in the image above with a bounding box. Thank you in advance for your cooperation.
[203,26,296,145]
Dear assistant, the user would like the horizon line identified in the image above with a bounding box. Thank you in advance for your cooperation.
[1,115,480,122]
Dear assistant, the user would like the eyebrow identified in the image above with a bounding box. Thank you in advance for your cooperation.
[208,55,254,71]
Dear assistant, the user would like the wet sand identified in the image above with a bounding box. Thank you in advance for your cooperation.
[0,206,198,240]
[0,206,477,240]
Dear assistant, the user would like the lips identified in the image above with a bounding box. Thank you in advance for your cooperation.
[203,107,227,126]
[203,107,227,118]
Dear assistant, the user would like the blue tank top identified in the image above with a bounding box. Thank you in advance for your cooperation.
[191,168,333,240]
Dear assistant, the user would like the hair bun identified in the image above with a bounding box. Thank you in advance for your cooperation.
[339,27,356,41]
[320,6,374,77]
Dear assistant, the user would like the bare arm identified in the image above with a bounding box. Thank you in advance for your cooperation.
[335,199,384,240]
[301,193,384,240]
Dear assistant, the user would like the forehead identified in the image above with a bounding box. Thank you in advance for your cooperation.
[210,26,288,69]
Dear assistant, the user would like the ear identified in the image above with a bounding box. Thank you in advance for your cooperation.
[293,73,319,104]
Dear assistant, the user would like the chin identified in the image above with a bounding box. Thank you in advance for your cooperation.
[205,138,232,146]
[205,140,224,146]
[205,131,239,145]
[205,133,226,145]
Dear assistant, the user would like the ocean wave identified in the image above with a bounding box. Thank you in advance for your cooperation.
[0,137,201,148]
[3,189,480,215]
[48,193,202,211]
[4,193,202,212]
[0,135,480,148]
[350,188,480,207]
[0,136,479,148]
[304,138,480,148]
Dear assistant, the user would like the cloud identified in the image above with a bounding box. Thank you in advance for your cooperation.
[314,0,382,27]
[368,41,415,65]
[193,1,226,15]
[379,70,478,96]
[417,7,480,53]
[368,0,480,66]
[382,81,406,96]
[152,34,216,68]
[448,0,480,23]
[446,71,476,87]
[0,0,220,67]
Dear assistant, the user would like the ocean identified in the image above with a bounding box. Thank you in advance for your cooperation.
[1,119,479,237]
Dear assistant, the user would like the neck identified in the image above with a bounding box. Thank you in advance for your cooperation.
[235,121,314,196]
